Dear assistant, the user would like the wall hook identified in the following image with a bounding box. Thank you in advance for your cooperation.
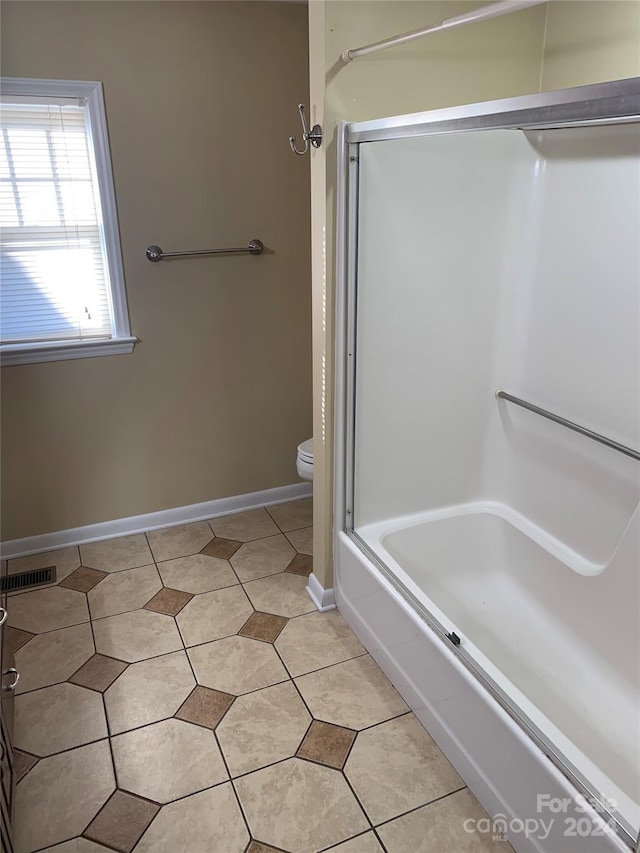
[289,103,322,156]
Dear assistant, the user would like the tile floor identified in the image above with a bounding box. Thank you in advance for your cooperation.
[6,498,509,853]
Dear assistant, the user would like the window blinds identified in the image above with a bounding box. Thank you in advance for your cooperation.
[0,96,114,345]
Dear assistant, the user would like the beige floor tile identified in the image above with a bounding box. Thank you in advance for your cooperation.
[230,534,295,582]
[146,522,214,562]
[111,718,227,803]
[93,609,182,663]
[377,789,511,852]
[105,650,196,734]
[8,546,80,584]
[266,498,313,532]
[285,525,313,555]
[243,572,316,618]
[295,656,408,730]
[15,623,94,694]
[188,635,288,695]
[235,757,368,852]
[330,834,385,853]
[14,740,115,853]
[157,553,238,594]
[176,585,253,647]
[40,839,114,852]
[15,683,108,756]
[216,681,311,777]
[8,586,89,634]
[88,565,162,620]
[345,714,463,825]
[275,610,366,677]
[80,535,153,573]
[209,508,279,542]
[135,784,249,853]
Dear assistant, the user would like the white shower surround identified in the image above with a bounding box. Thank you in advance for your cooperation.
[334,80,640,853]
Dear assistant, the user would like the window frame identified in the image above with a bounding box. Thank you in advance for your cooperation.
[0,77,136,366]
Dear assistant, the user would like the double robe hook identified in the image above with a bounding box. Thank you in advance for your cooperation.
[289,104,323,156]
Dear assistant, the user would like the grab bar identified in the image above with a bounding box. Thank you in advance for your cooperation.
[146,239,264,262]
[495,390,640,461]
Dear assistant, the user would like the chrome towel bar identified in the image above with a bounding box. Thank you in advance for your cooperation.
[495,390,640,461]
[146,239,264,262]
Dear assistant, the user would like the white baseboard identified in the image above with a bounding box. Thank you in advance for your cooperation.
[1,482,313,560]
[306,571,336,612]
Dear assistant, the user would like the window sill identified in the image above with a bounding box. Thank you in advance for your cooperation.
[0,336,138,366]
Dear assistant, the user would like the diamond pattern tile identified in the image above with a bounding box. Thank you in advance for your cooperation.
[13,749,38,783]
[84,790,159,853]
[143,587,193,616]
[201,537,242,560]
[175,686,234,730]
[59,567,108,593]
[297,720,356,769]
[239,611,287,643]
[285,553,313,576]
[69,654,128,693]
[5,625,35,654]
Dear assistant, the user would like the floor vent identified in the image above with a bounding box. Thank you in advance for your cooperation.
[1,566,56,592]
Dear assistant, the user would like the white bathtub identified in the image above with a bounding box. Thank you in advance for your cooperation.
[336,509,635,852]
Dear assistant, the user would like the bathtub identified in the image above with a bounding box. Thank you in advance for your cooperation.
[336,507,635,853]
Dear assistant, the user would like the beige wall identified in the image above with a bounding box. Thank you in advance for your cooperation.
[309,0,640,591]
[310,0,547,589]
[1,1,312,540]
[542,1,640,90]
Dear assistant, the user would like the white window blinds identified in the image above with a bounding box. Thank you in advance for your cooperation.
[0,95,115,345]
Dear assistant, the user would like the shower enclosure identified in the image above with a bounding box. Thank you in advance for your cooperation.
[334,78,640,852]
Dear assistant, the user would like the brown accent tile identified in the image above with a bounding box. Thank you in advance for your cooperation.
[5,625,35,654]
[238,611,288,644]
[285,554,313,577]
[143,587,193,616]
[13,749,38,783]
[84,789,159,853]
[247,843,282,853]
[201,537,242,560]
[59,566,108,592]
[69,653,128,692]
[175,685,234,729]
[297,720,356,769]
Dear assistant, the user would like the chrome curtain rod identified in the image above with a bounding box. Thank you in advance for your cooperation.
[146,239,264,262]
[342,0,546,63]
[496,391,640,461]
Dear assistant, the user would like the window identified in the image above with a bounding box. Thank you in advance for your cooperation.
[0,78,135,365]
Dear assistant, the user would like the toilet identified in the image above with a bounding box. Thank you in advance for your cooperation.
[296,438,313,482]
